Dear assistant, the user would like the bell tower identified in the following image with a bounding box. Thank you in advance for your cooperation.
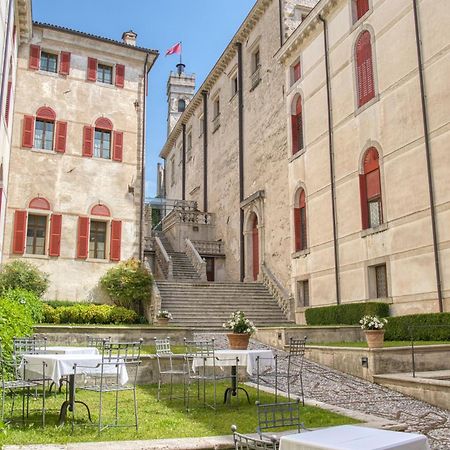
[166,63,196,136]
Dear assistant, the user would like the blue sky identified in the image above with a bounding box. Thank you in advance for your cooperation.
[32,0,256,198]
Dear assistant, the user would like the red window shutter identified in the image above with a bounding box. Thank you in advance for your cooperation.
[55,121,67,153]
[291,115,298,155]
[294,208,301,252]
[356,0,369,20]
[115,64,125,88]
[366,169,381,199]
[59,51,71,75]
[49,214,62,257]
[359,174,369,229]
[87,57,97,81]
[22,115,35,148]
[112,131,123,162]
[12,210,27,254]
[5,81,12,125]
[29,45,40,70]
[356,31,375,107]
[82,126,94,157]
[77,216,89,259]
[293,62,301,82]
[110,220,122,261]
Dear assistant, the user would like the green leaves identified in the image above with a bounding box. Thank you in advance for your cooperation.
[0,260,49,297]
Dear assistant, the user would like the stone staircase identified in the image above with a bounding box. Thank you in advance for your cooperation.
[157,281,291,328]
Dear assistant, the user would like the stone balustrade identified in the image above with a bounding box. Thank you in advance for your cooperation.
[185,238,207,281]
[154,236,173,280]
[261,263,292,320]
[191,240,224,255]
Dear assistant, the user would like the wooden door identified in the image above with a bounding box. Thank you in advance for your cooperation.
[252,216,259,281]
[206,257,215,282]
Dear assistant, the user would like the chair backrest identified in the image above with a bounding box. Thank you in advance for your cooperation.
[154,337,172,355]
[13,336,47,356]
[184,338,216,375]
[87,336,111,349]
[288,337,307,356]
[256,399,303,435]
[232,425,277,450]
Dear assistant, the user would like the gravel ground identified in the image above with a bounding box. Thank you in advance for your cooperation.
[196,332,450,450]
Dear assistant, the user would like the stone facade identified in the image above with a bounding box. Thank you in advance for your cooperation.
[3,22,157,300]
[0,0,31,262]
[159,0,450,321]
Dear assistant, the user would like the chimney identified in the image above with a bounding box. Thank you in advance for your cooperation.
[122,30,137,46]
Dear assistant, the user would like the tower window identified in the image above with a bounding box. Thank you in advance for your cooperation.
[178,99,186,112]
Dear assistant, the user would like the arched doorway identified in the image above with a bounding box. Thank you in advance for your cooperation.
[251,214,259,281]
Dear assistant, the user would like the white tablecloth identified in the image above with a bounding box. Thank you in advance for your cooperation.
[279,425,430,450]
[193,349,274,375]
[45,346,99,355]
[22,354,128,386]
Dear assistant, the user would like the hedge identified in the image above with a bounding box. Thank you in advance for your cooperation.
[43,304,139,325]
[305,302,390,326]
[384,312,450,341]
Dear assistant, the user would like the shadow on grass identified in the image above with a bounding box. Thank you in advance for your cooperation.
[0,382,359,445]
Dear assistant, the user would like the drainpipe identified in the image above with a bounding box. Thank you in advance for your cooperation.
[0,0,14,124]
[319,15,341,305]
[278,0,284,47]
[236,42,245,281]
[202,90,208,211]
[139,53,149,261]
[182,123,186,201]
[412,0,443,312]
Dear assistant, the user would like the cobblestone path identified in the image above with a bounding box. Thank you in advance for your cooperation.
[197,332,450,450]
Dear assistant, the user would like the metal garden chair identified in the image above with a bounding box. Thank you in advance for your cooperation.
[255,337,307,404]
[184,338,233,410]
[73,339,143,432]
[1,340,47,426]
[154,337,187,401]
[86,336,111,348]
[256,398,306,445]
[231,425,278,450]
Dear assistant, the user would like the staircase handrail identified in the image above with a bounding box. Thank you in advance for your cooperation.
[143,257,161,324]
[154,236,173,280]
[185,238,207,281]
[261,263,293,320]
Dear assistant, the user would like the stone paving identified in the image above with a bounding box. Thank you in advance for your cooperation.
[200,332,450,450]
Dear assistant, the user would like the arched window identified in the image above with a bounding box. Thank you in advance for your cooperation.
[353,0,369,22]
[359,147,382,229]
[294,189,307,251]
[355,30,375,108]
[291,96,303,155]
[178,99,186,112]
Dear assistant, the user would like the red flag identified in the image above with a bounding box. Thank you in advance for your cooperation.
[165,42,182,56]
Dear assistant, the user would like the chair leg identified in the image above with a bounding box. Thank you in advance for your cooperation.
[42,379,46,427]
[169,373,173,400]
[98,389,103,433]
[157,374,162,401]
[115,389,119,426]
[133,388,138,431]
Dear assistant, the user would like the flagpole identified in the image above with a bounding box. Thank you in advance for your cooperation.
[179,41,182,67]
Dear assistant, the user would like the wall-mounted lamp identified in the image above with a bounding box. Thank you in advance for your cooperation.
[128,185,135,195]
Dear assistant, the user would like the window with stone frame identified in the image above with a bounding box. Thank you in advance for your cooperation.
[178,99,186,112]
[97,63,113,84]
[231,72,238,97]
[34,119,55,151]
[297,279,310,307]
[40,51,58,73]
[89,220,107,259]
[294,188,307,252]
[375,264,388,298]
[94,129,111,159]
[352,0,369,23]
[170,156,175,186]
[26,214,47,255]
[199,114,204,137]
[250,47,261,90]
[212,96,221,132]
[291,60,301,86]
[186,129,193,160]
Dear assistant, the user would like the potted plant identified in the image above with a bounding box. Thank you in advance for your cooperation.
[156,310,173,326]
[223,311,257,350]
[360,315,388,348]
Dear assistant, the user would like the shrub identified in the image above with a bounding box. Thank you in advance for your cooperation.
[384,312,450,341]
[2,288,44,323]
[42,303,138,325]
[305,302,390,326]
[100,258,152,313]
[0,260,49,297]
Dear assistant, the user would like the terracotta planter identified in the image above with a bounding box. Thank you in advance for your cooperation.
[227,333,251,350]
[156,317,170,326]
[364,330,385,348]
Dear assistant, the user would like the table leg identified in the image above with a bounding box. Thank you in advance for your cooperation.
[58,375,92,425]
[223,366,250,404]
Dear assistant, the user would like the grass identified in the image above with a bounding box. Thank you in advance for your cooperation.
[141,345,186,354]
[0,383,359,445]
[310,341,450,347]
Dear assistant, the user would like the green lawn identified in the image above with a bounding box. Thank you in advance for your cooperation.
[310,341,450,347]
[0,383,359,445]
[141,344,186,354]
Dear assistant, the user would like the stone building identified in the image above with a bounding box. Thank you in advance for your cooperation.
[3,22,158,300]
[158,0,449,321]
[0,0,32,262]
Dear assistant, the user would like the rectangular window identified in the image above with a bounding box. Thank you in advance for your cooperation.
[89,220,106,259]
[40,51,58,73]
[199,115,204,137]
[97,63,113,84]
[250,47,261,90]
[26,214,46,255]
[34,120,54,150]
[300,207,307,250]
[231,73,238,97]
[297,280,309,307]
[368,199,382,228]
[375,264,388,298]
[252,48,260,74]
[354,0,369,22]
[170,157,175,186]
[213,98,220,119]
[186,131,192,152]
[291,61,301,85]
[94,129,111,159]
